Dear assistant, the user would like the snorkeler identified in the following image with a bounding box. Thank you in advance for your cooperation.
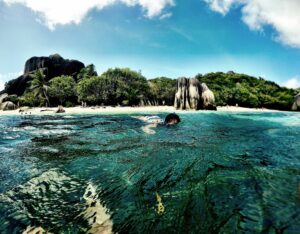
[135,113,181,134]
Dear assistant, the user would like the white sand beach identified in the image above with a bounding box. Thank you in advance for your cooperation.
[0,105,280,116]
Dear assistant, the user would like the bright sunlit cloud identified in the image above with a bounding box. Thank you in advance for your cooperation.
[0,81,4,91]
[2,0,174,30]
[204,0,300,48]
[0,71,22,91]
[282,77,300,89]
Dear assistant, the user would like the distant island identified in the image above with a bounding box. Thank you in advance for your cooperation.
[0,54,299,111]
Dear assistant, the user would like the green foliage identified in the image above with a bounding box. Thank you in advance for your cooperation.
[148,77,176,105]
[29,69,50,107]
[76,76,118,105]
[196,72,297,110]
[49,76,76,105]
[4,95,19,105]
[19,91,43,107]
[76,68,149,106]
[77,64,97,81]
[11,64,298,111]
[101,68,149,106]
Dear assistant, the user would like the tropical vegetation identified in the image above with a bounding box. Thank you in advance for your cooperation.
[196,72,297,110]
[7,67,298,111]
[28,69,50,107]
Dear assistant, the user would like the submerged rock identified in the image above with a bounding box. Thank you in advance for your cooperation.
[174,77,216,110]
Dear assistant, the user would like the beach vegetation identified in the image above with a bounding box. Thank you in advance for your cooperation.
[18,91,43,107]
[29,69,51,107]
[76,68,149,106]
[77,64,98,81]
[49,76,76,106]
[196,72,297,110]
[148,77,176,105]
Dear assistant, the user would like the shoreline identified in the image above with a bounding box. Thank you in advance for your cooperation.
[0,105,283,116]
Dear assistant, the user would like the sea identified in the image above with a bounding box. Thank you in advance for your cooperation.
[0,111,299,233]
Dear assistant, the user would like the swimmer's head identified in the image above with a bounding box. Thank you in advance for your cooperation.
[165,113,181,125]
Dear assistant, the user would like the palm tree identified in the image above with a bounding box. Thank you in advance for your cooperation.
[77,64,97,81]
[30,69,50,107]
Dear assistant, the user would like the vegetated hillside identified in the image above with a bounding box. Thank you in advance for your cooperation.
[1,54,298,111]
[196,72,297,110]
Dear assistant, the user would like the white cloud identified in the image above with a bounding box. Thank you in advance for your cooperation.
[0,71,22,80]
[204,0,300,48]
[204,0,237,15]
[0,81,4,91]
[283,77,300,89]
[0,71,23,91]
[2,0,174,30]
[159,12,172,20]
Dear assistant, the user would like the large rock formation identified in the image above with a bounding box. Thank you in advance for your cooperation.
[0,93,17,111]
[0,93,8,104]
[1,54,85,96]
[0,101,16,111]
[292,93,300,111]
[174,77,216,110]
[201,83,216,110]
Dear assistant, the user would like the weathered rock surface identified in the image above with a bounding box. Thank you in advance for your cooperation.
[174,77,191,110]
[1,101,16,111]
[201,83,216,110]
[55,105,66,113]
[174,77,216,110]
[0,93,8,104]
[292,93,300,111]
[1,54,85,96]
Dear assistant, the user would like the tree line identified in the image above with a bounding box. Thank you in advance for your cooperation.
[196,72,297,110]
[7,66,298,111]
[14,66,176,108]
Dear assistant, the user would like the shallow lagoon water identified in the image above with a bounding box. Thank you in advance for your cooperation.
[0,111,300,233]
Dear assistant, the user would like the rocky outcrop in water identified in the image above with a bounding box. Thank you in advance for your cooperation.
[292,93,300,111]
[1,54,85,96]
[174,77,216,110]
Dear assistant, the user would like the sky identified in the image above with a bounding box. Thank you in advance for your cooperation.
[1,0,300,91]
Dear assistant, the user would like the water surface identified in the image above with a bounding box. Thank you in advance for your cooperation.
[0,112,300,233]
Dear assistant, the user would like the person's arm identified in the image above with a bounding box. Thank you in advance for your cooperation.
[142,123,158,134]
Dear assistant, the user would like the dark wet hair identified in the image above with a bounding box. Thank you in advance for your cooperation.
[165,113,181,124]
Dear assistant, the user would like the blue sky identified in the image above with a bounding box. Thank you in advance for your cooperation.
[1,0,300,90]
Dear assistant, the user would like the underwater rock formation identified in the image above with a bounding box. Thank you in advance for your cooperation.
[1,54,85,96]
[292,93,300,111]
[174,77,216,110]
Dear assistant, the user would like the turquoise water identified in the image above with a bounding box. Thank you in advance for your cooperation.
[0,112,300,233]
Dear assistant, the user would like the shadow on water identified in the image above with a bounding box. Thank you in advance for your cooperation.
[0,112,300,233]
